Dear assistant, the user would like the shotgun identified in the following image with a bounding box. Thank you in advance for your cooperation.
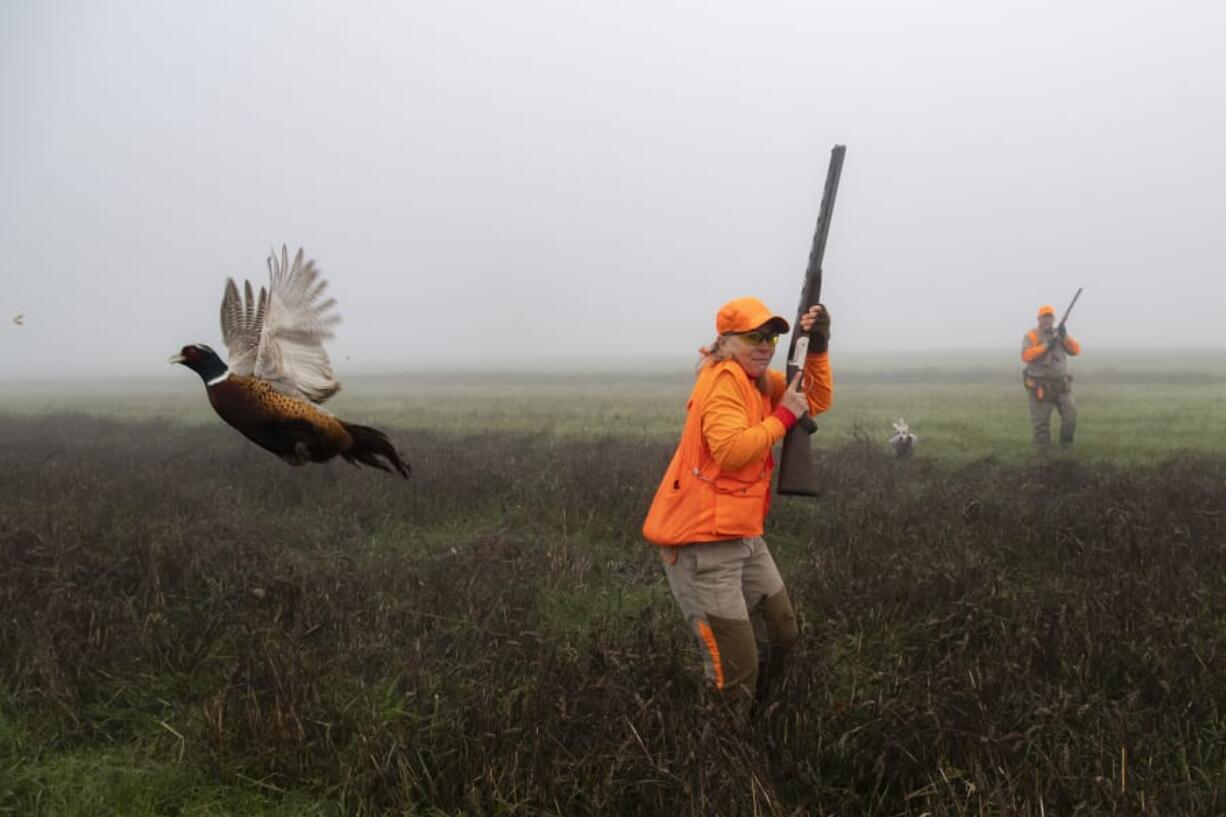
[1058,287,1083,334]
[777,144,845,497]
[1045,287,1083,357]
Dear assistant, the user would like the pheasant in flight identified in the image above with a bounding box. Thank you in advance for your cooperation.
[171,246,409,478]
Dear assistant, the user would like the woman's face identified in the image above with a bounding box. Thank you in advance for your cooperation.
[724,328,779,379]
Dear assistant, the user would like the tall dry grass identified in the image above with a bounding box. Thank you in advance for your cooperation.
[2,413,1225,815]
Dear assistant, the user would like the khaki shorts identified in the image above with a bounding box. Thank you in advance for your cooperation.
[660,537,795,698]
[661,537,785,622]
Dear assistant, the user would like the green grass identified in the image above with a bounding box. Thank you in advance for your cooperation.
[826,382,1226,462]
[4,361,1224,463]
[0,709,326,817]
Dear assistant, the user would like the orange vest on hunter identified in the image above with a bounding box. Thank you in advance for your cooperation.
[1022,328,1081,376]
[642,354,832,546]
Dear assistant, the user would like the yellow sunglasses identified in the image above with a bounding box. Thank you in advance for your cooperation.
[735,330,781,346]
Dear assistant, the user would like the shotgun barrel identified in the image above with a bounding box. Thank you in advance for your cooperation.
[1043,287,1083,359]
[777,144,846,497]
[1058,287,1083,331]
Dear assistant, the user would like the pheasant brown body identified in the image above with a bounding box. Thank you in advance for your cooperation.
[208,375,352,465]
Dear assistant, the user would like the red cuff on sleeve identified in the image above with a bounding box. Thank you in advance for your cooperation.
[772,405,798,431]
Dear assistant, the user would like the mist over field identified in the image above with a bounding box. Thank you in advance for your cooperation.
[5,4,1226,815]
[3,1,1226,382]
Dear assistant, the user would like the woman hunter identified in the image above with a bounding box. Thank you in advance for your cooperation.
[642,296,833,715]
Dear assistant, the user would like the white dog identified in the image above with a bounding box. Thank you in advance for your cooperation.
[889,419,917,458]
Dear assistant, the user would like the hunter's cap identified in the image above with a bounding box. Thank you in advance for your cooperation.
[716,297,790,335]
[1038,304,1056,317]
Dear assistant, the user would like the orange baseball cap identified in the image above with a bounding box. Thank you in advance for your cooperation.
[716,297,790,335]
[1038,305,1055,317]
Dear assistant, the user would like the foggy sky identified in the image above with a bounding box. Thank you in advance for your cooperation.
[2,0,1224,380]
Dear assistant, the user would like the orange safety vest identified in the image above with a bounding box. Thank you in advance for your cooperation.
[1022,328,1082,364]
[643,358,824,546]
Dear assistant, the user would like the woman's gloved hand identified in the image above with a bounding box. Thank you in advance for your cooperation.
[799,304,831,354]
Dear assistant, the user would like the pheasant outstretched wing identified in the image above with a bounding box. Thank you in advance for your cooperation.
[220,278,267,375]
[218,246,342,400]
[251,246,342,403]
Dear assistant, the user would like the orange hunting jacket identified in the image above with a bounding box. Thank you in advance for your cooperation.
[642,353,833,546]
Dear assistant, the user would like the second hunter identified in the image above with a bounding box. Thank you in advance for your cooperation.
[1022,301,1082,447]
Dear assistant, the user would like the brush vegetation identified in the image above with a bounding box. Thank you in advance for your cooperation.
[2,363,1225,815]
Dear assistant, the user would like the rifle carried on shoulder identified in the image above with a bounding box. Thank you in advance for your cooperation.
[777,144,846,497]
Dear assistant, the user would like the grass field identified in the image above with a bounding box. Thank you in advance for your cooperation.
[2,353,1225,815]
[6,347,1226,459]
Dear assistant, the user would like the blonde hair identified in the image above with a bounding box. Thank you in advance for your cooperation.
[698,335,769,393]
